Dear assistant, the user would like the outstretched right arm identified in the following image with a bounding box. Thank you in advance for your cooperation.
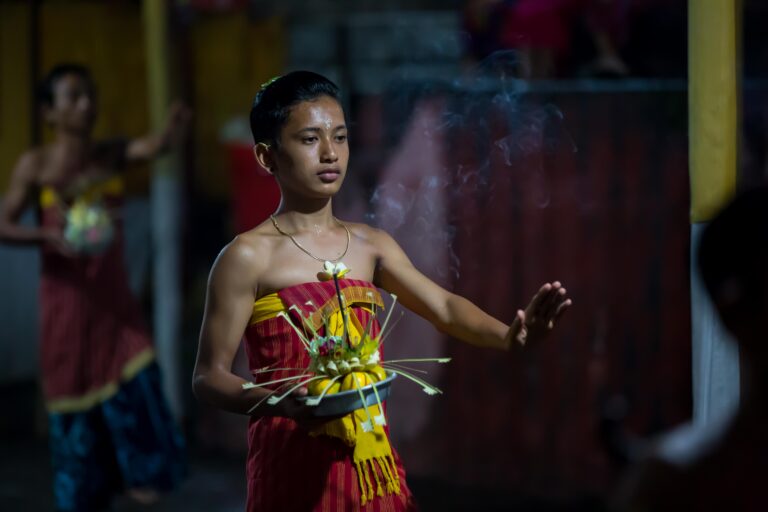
[0,152,58,247]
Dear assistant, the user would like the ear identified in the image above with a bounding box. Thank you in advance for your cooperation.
[253,142,275,175]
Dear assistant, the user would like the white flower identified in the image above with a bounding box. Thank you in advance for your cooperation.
[318,261,350,281]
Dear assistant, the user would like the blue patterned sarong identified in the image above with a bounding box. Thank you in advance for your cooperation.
[48,363,185,511]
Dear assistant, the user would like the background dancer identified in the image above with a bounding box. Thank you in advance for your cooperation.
[0,63,189,511]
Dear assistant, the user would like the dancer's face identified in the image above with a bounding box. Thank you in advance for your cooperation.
[46,73,97,134]
[266,95,349,199]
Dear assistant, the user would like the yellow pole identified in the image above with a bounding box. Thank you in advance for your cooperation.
[689,0,739,222]
[143,0,172,141]
[142,0,183,419]
[689,0,742,426]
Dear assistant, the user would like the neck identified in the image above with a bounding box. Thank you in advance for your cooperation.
[54,128,92,151]
[274,196,336,232]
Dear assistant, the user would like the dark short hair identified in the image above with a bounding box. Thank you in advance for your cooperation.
[38,63,93,107]
[249,71,341,145]
[698,185,768,317]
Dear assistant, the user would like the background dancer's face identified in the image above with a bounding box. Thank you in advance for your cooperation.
[267,95,348,200]
[45,73,97,135]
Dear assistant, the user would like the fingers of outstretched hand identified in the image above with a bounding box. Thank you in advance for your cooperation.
[507,309,526,347]
[527,283,555,313]
[542,284,567,321]
[553,298,572,322]
[518,324,528,345]
[525,282,561,323]
[542,295,571,330]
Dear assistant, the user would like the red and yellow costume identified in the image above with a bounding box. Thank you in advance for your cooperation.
[39,177,154,412]
[244,278,418,511]
[38,176,184,511]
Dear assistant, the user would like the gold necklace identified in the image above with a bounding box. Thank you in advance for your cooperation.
[270,214,351,264]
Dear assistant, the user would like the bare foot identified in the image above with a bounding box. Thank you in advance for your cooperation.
[126,487,161,506]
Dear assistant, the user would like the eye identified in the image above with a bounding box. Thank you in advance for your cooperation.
[301,136,318,144]
[335,134,348,143]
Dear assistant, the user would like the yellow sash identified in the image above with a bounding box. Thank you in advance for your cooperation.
[251,291,401,504]
[40,175,125,208]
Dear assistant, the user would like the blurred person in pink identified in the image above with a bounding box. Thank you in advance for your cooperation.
[464,0,630,78]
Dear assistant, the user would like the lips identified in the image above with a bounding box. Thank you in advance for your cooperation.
[317,168,341,183]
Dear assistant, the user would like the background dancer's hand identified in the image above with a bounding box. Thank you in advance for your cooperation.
[44,229,76,257]
[163,100,193,146]
[506,281,572,348]
[125,100,192,162]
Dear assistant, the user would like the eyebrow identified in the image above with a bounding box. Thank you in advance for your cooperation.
[296,125,347,134]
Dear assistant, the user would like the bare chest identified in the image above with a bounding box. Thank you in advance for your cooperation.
[36,145,118,193]
[257,238,378,297]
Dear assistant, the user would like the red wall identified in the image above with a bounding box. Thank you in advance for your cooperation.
[364,86,691,499]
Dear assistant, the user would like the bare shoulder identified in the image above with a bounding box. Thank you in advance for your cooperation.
[344,222,403,257]
[210,223,276,292]
[343,222,394,246]
[10,148,45,183]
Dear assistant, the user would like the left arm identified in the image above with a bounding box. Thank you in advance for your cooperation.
[125,101,191,163]
[372,229,571,350]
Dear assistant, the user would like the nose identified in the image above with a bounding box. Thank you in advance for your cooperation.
[319,136,338,163]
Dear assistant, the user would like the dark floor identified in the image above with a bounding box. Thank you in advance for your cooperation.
[0,383,604,512]
[0,437,605,511]
[0,438,246,512]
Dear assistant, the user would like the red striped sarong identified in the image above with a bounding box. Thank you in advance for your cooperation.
[39,186,154,413]
[243,279,418,511]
